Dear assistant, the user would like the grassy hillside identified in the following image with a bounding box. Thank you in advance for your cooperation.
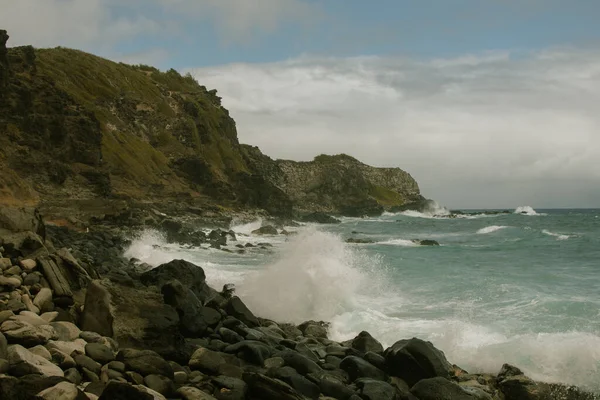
[0,34,290,221]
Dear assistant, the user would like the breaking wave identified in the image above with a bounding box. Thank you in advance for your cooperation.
[477,225,508,234]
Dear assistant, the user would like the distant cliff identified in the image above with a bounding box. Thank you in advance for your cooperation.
[242,146,423,216]
[0,30,422,223]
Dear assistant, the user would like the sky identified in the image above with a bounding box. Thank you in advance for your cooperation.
[1,0,600,208]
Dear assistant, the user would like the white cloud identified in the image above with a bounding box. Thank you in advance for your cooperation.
[157,0,319,43]
[0,0,161,50]
[189,50,600,208]
[0,0,319,52]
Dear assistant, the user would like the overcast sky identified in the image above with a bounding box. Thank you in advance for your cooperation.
[2,1,599,208]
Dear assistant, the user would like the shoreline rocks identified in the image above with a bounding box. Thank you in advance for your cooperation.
[0,208,598,399]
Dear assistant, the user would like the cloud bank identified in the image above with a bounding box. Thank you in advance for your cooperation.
[190,50,600,208]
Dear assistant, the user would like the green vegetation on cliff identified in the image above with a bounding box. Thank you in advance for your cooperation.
[0,30,421,222]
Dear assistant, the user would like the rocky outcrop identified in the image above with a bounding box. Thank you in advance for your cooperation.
[0,30,8,89]
[1,215,598,400]
[242,147,423,217]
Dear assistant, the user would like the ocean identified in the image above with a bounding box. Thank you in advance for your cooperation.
[124,205,600,391]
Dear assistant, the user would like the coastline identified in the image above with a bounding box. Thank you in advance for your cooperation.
[1,207,598,399]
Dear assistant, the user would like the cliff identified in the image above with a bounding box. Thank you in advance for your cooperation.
[0,30,422,223]
[242,147,423,216]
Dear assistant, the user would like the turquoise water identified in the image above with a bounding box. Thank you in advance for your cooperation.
[125,207,600,390]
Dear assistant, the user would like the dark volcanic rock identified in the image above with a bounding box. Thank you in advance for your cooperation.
[85,342,115,364]
[269,366,320,399]
[350,331,384,354]
[411,377,478,400]
[161,279,208,336]
[98,381,156,400]
[140,259,218,304]
[80,279,184,361]
[225,296,259,328]
[117,348,174,379]
[243,372,305,400]
[384,338,452,387]
[340,356,386,382]
[356,378,399,400]
[299,212,341,224]
[251,225,278,235]
[411,239,440,246]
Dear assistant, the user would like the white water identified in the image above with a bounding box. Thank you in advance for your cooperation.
[542,229,571,240]
[477,225,508,234]
[514,205,545,216]
[123,220,600,391]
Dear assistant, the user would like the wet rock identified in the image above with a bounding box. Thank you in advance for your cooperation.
[161,279,208,336]
[340,356,386,382]
[224,340,272,365]
[251,225,278,235]
[268,366,320,399]
[299,212,341,224]
[7,344,64,377]
[224,297,258,328]
[243,372,305,400]
[140,259,218,304]
[350,331,384,354]
[384,338,453,386]
[118,348,174,378]
[356,378,399,400]
[411,239,440,246]
[411,377,478,400]
[276,350,322,376]
[298,321,328,339]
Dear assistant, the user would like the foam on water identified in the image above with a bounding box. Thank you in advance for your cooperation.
[378,238,420,247]
[329,302,600,391]
[229,218,263,235]
[542,229,571,240]
[477,225,509,234]
[236,227,384,323]
[514,205,546,216]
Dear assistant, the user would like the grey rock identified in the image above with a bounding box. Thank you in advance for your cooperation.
[340,356,386,382]
[411,377,478,400]
[85,342,115,364]
[117,348,174,378]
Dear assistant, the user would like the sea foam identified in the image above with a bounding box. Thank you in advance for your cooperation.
[477,225,508,234]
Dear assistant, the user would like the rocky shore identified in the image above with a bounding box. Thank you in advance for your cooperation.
[0,207,598,400]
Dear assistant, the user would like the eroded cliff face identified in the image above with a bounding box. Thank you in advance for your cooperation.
[0,32,292,223]
[242,147,423,216]
[1,31,423,222]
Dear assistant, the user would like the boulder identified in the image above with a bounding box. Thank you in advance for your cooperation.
[80,279,183,360]
[0,332,7,358]
[143,374,175,397]
[411,377,478,400]
[340,356,386,382]
[350,331,383,354]
[50,321,81,341]
[177,386,218,400]
[160,279,207,336]
[117,348,174,378]
[224,296,259,328]
[356,378,400,400]
[299,212,341,224]
[251,225,278,235]
[268,366,320,399]
[411,239,440,246]
[140,259,218,304]
[7,344,64,377]
[243,372,305,400]
[276,350,321,376]
[0,231,47,259]
[384,338,452,386]
[98,381,167,400]
[2,322,56,346]
[298,321,328,339]
[85,342,115,364]
[36,381,85,400]
[224,340,272,365]
[0,207,45,238]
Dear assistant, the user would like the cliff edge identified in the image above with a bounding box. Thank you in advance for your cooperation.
[0,30,422,222]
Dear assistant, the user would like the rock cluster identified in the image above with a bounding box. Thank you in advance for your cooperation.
[1,209,598,400]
